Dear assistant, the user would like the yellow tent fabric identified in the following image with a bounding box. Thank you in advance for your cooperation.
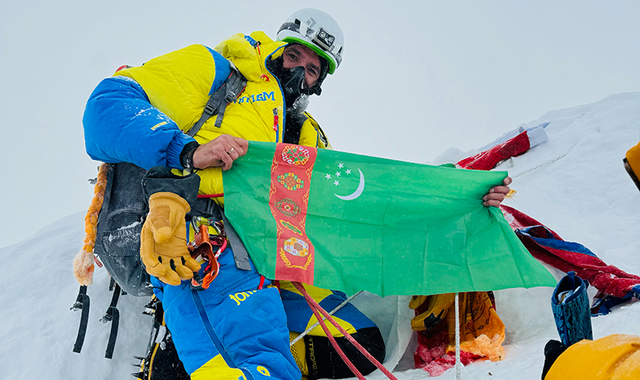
[546,334,640,380]
[627,141,640,173]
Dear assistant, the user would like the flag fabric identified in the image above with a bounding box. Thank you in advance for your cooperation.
[501,204,640,315]
[222,142,555,297]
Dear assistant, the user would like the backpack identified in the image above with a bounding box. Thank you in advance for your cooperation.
[71,67,247,363]
[71,162,171,360]
[95,162,152,296]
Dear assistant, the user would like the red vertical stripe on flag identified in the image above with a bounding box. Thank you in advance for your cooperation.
[269,144,317,284]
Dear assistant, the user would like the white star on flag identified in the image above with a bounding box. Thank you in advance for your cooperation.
[335,172,341,177]
[334,180,339,186]
[325,174,331,180]
[346,169,351,174]
[338,163,344,169]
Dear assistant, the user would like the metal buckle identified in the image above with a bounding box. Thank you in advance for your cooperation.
[203,101,217,115]
[188,218,226,291]
[225,89,237,104]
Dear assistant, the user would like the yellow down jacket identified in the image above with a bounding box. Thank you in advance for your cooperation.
[113,31,330,203]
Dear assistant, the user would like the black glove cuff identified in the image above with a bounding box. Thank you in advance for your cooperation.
[142,166,201,208]
[179,141,200,171]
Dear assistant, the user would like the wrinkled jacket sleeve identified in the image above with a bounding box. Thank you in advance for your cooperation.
[83,75,195,170]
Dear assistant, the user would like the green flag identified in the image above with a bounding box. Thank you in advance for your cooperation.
[222,141,555,297]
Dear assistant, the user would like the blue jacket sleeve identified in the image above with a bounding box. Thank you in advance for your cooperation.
[83,76,196,170]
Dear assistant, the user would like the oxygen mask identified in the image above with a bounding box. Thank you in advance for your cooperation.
[267,55,323,109]
[279,66,307,109]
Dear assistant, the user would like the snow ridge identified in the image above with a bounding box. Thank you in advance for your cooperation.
[1,93,639,380]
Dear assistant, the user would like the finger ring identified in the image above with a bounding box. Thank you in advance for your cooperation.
[228,147,235,154]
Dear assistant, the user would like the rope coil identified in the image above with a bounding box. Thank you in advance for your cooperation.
[73,163,109,285]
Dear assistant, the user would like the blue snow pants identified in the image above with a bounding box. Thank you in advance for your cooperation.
[151,247,300,380]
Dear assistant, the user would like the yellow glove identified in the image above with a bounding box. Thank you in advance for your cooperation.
[140,192,201,285]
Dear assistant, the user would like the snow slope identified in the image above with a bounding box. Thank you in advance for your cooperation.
[1,93,639,380]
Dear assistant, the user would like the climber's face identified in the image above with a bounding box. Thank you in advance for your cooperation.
[282,44,321,88]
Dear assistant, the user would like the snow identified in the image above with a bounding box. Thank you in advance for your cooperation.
[1,93,639,379]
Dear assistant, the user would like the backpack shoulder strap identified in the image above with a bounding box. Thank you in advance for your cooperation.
[186,68,247,137]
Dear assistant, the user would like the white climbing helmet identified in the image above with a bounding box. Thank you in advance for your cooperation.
[277,8,344,75]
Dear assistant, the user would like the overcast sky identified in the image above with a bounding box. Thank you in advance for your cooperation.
[1,0,639,247]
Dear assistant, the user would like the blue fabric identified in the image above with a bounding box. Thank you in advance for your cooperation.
[591,292,634,316]
[83,76,196,170]
[520,226,599,258]
[551,272,593,346]
[151,247,300,379]
[280,288,377,334]
[515,224,640,316]
[206,46,232,96]
[591,286,640,316]
[244,35,259,47]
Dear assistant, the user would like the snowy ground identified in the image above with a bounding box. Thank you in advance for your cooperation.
[1,92,639,379]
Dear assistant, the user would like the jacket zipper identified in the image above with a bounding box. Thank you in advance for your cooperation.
[263,46,287,142]
[273,108,279,133]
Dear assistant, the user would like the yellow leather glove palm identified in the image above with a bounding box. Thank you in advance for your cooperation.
[140,192,201,285]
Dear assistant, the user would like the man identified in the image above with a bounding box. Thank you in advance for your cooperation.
[83,8,511,380]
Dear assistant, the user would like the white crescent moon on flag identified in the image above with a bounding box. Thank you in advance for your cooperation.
[334,169,365,201]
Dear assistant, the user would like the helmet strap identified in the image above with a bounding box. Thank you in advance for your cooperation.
[307,57,328,96]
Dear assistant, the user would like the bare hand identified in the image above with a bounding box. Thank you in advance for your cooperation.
[192,135,249,171]
[483,176,512,207]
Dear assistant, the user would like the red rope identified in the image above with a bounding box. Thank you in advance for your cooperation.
[197,193,224,198]
[291,282,398,380]
[292,282,365,380]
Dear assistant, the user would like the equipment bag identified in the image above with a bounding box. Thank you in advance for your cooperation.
[72,162,150,359]
[551,271,593,347]
[95,164,201,294]
[72,164,201,358]
[95,162,152,296]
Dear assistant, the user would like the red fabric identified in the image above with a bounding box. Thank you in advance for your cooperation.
[501,205,640,298]
[457,131,531,170]
[270,145,317,285]
[414,319,478,376]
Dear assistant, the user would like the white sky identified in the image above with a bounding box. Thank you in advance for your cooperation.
[1,0,639,247]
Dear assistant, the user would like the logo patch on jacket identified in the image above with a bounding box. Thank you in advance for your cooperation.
[236,91,275,104]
